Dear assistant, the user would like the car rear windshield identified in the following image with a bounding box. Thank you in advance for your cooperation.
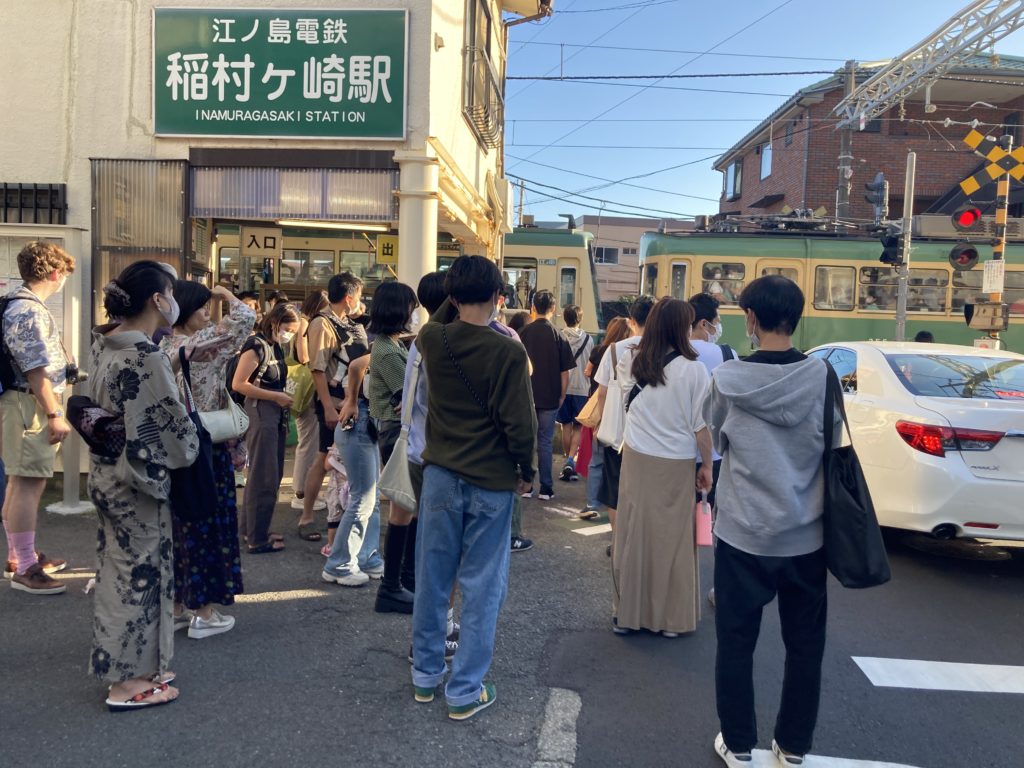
[886,354,1024,400]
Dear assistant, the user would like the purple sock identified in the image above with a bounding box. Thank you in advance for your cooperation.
[4,527,14,564]
[10,531,36,575]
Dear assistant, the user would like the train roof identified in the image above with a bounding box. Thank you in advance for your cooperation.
[505,227,593,248]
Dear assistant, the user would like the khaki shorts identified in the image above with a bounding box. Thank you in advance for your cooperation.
[0,390,59,478]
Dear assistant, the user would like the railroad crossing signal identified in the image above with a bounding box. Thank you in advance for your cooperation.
[951,205,983,232]
[949,242,979,270]
[958,129,1024,195]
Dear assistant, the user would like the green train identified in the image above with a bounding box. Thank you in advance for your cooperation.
[639,229,1023,351]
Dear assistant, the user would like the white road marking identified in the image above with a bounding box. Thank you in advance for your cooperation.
[747,751,920,767]
[854,657,1024,694]
[572,523,612,537]
[533,688,582,767]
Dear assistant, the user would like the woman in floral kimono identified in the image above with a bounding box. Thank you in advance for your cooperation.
[160,282,254,640]
[89,261,198,711]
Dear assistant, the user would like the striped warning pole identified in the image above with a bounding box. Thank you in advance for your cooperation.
[991,152,1009,304]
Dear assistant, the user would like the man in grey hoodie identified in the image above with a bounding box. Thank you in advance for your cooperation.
[705,275,842,768]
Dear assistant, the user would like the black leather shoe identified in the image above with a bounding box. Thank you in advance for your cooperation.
[375,585,415,614]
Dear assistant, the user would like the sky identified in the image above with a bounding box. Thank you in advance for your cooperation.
[503,0,1024,224]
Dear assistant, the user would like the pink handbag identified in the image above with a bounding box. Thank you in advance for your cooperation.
[695,493,713,547]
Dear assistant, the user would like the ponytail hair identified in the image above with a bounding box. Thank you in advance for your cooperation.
[102,260,175,320]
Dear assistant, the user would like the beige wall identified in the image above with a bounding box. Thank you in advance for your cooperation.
[581,216,692,302]
[0,0,510,254]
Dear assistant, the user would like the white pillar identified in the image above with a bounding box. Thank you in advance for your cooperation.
[395,151,440,293]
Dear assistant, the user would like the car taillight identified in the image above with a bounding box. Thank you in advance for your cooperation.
[895,421,1003,457]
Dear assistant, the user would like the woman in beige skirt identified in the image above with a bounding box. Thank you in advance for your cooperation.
[612,297,713,637]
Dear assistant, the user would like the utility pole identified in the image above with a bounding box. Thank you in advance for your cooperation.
[894,150,916,342]
[835,60,856,228]
[517,178,525,226]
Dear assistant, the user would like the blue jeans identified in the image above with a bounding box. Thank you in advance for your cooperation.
[411,465,513,706]
[586,435,604,509]
[536,408,558,490]
[324,401,383,576]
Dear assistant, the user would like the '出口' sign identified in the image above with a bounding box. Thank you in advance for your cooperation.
[153,8,407,139]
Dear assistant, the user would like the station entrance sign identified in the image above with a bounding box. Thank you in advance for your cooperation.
[153,8,407,139]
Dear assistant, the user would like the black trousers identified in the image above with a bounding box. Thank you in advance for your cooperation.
[714,539,827,756]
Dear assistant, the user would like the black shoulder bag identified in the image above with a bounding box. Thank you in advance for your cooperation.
[821,362,891,589]
[169,347,219,523]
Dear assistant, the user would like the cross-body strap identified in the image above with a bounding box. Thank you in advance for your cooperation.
[626,351,683,412]
[822,360,851,460]
[719,344,735,362]
[400,354,423,430]
[572,336,589,362]
[441,324,488,414]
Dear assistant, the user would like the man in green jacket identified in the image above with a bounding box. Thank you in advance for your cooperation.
[410,255,536,721]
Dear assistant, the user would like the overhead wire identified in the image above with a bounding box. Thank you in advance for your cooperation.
[509,175,699,216]
[557,0,683,13]
[510,40,849,63]
[505,0,799,173]
[507,70,835,80]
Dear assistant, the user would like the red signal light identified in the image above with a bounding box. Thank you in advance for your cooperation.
[952,205,983,232]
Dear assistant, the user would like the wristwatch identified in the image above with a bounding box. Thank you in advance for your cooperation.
[47,409,64,420]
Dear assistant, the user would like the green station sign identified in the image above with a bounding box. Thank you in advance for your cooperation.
[153,8,407,139]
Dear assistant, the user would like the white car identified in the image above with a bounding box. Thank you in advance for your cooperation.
[807,341,1024,541]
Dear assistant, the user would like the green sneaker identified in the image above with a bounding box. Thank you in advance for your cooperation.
[448,682,497,721]
[414,685,435,703]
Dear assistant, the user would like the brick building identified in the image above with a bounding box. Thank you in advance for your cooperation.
[579,215,692,301]
[713,55,1024,222]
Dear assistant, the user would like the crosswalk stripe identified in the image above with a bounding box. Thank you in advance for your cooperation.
[571,523,613,537]
[853,657,1024,694]
[748,750,920,767]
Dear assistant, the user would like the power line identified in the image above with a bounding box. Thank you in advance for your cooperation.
[519,183,698,220]
[506,0,798,172]
[525,79,793,96]
[557,0,683,13]
[508,0,577,56]
[511,40,848,63]
[510,175,698,217]
[504,154,721,201]
[508,70,834,80]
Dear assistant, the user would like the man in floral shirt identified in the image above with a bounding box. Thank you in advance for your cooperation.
[1,241,75,595]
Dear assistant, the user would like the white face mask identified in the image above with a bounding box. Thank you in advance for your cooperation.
[706,320,722,344]
[278,330,295,344]
[488,302,500,324]
[157,293,180,326]
[56,275,67,293]
[746,322,760,351]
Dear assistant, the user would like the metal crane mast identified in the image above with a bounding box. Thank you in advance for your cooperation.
[833,0,1024,129]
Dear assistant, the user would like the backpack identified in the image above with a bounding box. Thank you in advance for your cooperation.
[225,335,273,405]
[0,292,44,391]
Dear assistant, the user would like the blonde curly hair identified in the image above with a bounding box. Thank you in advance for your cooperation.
[17,241,75,284]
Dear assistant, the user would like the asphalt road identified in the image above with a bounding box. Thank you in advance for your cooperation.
[2,463,1023,768]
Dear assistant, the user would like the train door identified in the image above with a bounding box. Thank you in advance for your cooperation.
[668,260,690,300]
[756,259,805,343]
[503,257,538,310]
[558,261,579,309]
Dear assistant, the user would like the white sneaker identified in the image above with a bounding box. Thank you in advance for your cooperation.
[188,610,235,639]
[772,739,804,766]
[321,568,369,587]
[173,609,195,632]
[715,733,752,767]
[364,563,384,580]
[290,495,327,511]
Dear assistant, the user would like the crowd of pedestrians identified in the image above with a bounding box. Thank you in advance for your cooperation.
[1,242,845,763]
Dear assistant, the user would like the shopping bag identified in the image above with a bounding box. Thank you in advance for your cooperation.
[695,492,713,547]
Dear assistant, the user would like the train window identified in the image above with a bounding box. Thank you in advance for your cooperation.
[858,267,899,311]
[559,267,577,309]
[280,249,335,286]
[643,263,658,295]
[905,269,948,313]
[760,266,798,282]
[503,262,537,310]
[813,266,854,311]
[670,263,687,300]
[953,269,1024,315]
[702,262,745,305]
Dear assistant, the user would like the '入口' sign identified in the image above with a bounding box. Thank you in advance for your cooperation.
[153,8,407,139]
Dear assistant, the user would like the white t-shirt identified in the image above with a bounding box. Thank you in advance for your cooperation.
[691,339,735,462]
[623,356,710,460]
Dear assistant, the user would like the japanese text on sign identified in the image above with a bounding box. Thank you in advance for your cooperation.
[154,9,407,139]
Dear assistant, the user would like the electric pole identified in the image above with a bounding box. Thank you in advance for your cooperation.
[894,150,916,342]
[835,60,856,227]
[517,178,525,227]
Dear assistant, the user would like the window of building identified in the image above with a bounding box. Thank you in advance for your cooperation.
[758,143,772,180]
[784,120,795,147]
[813,265,854,310]
[702,262,745,305]
[724,160,743,200]
[463,0,502,149]
[862,117,883,133]
[594,246,619,265]
[622,247,638,256]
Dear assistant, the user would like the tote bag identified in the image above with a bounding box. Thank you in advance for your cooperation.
[576,391,603,429]
[169,348,220,523]
[821,364,891,589]
[378,356,420,513]
[595,344,625,448]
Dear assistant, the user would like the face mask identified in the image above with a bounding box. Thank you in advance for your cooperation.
[157,293,180,326]
[747,325,760,351]
[706,321,722,344]
[488,303,500,324]
[278,330,295,344]
[56,275,67,293]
